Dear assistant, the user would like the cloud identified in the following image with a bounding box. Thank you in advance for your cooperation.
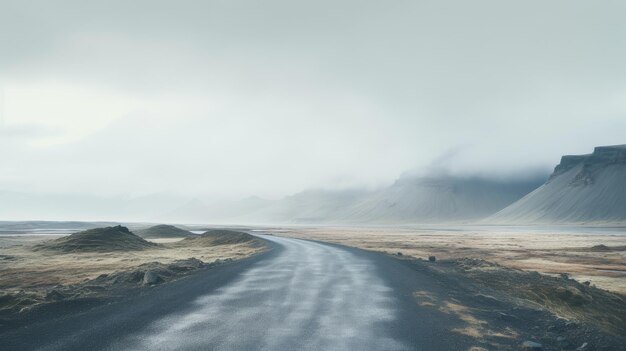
[0,0,625,201]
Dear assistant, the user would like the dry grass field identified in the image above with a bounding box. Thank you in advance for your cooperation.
[0,230,266,322]
[0,234,264,291]
[269,226,626,294]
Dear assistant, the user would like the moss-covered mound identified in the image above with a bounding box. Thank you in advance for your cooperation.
[134,224,193,239]
[180,229,263,247]
[36,225,158,252]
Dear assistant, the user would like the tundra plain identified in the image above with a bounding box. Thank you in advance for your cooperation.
[0,228,267,324]
[270,226,626,294]
[1,224,625,349]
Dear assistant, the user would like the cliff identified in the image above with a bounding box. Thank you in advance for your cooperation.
[487,145,626,224]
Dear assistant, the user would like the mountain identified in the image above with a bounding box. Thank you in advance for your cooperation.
[487,145,626,224]
[237,189,369,224]
[337,175,544,224]
[164,175,542,225]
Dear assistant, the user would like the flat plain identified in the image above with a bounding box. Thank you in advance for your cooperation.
[269,225,626,294]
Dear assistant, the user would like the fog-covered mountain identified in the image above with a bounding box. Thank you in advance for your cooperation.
[235,189,369,224]
[161,174,544,224]
[2,173,546,225]
[159,189,368,224]
[337,175,544,224]
[487,145,626,224]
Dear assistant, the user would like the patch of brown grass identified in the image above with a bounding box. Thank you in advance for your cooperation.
[413,289,518,346]
[0,235,266,291]
[273,226,626,294]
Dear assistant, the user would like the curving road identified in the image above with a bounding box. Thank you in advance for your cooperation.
[2,235,473,350]
[114,235,404,350]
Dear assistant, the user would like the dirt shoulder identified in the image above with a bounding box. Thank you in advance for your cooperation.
[405,257,626,340]
[0,233,268,330]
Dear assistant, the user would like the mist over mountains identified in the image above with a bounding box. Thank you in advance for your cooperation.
[155,173,547,225]
[0,172,544,224]
[3,145,626,225]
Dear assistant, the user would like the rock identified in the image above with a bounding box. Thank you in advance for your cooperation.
[521,341,543,350]
[428,256,436,262]
[168,258,204,271]
[45,290,65,301]
[396,252,403,256]
[109,270,144,285]
[473,293,501,304]
[19,306,33,314]
[582,281,591,286]
[142,271,161,285]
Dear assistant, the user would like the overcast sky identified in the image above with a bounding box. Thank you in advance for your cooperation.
[1,0,626,199]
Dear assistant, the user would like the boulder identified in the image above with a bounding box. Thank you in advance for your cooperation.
[168,258,203,272]
[143,271,161,285]
[521,341,543,350]
[45,289,65,301]
[473,293,502,305]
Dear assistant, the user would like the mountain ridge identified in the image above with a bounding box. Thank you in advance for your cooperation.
[161,174,545,224]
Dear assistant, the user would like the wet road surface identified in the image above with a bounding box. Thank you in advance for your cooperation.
[3,235,473,350]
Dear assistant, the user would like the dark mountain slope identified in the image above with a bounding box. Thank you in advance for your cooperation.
[488,145,626,224]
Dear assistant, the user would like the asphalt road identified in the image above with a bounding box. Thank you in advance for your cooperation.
[3,235,475,351]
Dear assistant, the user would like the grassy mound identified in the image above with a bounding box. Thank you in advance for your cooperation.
[36,225,158,252]
[134,224,193,239]
[180,229,263,247]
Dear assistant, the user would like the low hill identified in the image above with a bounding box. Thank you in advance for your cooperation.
[180,229,263,247]
[134,224,193,239]
[36,225,158,252]
[488,145,626,224]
